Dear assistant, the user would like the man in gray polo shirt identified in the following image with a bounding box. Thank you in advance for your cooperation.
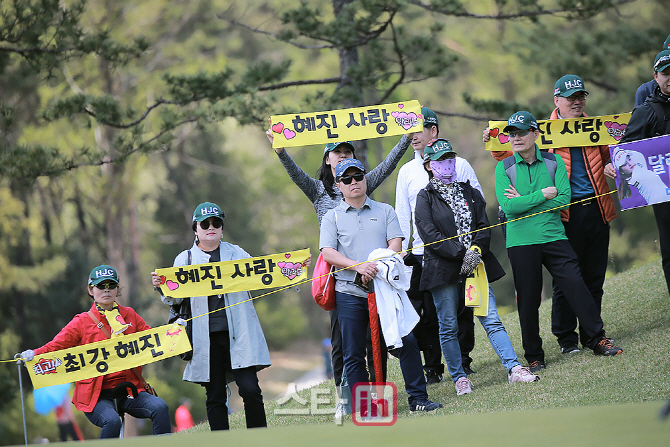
[320,158,441,413]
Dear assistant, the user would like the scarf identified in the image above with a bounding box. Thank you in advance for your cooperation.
[96,302,130,337]
[430,178,473,248]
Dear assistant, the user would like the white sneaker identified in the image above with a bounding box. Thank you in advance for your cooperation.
[455,376,472,396]
[508,365,540,383]
[333,400,349,421]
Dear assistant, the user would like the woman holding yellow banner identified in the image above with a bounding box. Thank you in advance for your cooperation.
[19,265,171,439]
[151,201,271,431]
[266,129,411,416]
[414,139,539,397]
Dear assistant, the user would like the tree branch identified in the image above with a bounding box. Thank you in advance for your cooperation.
[408,0,635,19]
[258,77,342,91]
[223,17,335,49]
[377,22,405,104]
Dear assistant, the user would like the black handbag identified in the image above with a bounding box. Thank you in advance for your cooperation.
[167,250,193,361]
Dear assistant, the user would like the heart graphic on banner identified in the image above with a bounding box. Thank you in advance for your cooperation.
[398,103,404,109]
[498,134,509,144]
[283,128,296,140]
[159,275,167,285]
[604,121,627,141]
[166,280,179,291]
[489,128,500,138]
[272,122,284,133]
[285,253,291,258]
[277,261,302,280]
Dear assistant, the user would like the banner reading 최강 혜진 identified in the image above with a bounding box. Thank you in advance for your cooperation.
[154,249,310,299]
[485,113,631,151]
[27,324,191,389]
[610,134,670,210]
[270,101,423,148]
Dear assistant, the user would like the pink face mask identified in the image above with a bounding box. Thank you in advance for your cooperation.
[430,159,457,184]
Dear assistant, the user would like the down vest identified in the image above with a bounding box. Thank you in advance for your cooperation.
[491,109,616,224]
[415,180,505,292]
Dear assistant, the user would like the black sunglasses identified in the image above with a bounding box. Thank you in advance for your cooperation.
[338,173,365,185]
[508,130,532,138]
[199,218,223,230]
[95,282,118,290]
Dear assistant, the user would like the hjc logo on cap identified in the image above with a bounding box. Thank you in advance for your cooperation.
[563,79,583,90]
[200,206,220,216]
[431,140,450,151]
[509,115,525,124]
[96,268,115,278]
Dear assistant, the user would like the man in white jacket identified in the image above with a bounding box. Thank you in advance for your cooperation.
[395,106,482,380]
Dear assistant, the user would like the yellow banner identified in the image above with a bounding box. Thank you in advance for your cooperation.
[485,113,631,151]
[27,324,191,389]
[155,249,310,299]
[270,101,423,148]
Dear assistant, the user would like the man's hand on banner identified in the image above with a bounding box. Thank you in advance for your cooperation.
[175,318,187,326]
[19,350,34,362]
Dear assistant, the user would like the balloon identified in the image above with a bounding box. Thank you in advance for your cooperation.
[33,383,71,415]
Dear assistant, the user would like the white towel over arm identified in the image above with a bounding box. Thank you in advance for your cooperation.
[368,248,420,350]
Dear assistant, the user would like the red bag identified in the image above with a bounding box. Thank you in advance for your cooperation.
[312,252,336,311]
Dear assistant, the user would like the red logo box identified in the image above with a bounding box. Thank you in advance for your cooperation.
[352,382,397,426]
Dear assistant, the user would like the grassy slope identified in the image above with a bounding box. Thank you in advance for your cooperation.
[35,261,670,446]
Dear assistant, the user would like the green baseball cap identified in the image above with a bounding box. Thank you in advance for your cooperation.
[664,34,670,50]
[88,265,119,286]
[192,202,225,223]
[421,107,438,128]
[503,111,539,133]
[654,50,670,73]
[554,74,588,97]
[423,138,456,161]
[324,141,355,155]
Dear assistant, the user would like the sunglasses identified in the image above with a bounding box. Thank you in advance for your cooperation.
[508,130,532,138]
[565,93,587,102]
[338,173,365,185]
[199,219,223,230]
[95,282,118,290]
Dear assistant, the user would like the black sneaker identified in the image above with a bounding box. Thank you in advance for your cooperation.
[425,370,444,385]
[409,399,442,414]
[462,365,476,375]
[561,344,581,354]
[529,360,546,373]
[593,338,623,356]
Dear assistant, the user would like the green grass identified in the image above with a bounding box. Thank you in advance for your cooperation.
[29,261,670,446]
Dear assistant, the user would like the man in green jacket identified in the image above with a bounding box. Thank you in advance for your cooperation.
[494,111,622,372]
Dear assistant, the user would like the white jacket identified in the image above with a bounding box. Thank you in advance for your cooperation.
[368,248,420,350]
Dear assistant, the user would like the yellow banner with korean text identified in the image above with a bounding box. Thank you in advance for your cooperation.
[26,324,191,389]
[485,113,631,151]
[270,101,423,148]
[154,249,310,299]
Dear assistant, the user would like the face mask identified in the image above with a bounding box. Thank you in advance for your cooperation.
[430,159,456,184]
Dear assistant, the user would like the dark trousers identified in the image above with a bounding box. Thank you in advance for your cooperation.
[654,201,670,295]
[205,331,266,431]
[330,308,387,387]
[407,255,473,372]
[336,291,427,403]
[552,201,610,347]
[508,240,606,363]
[58,422,78,442]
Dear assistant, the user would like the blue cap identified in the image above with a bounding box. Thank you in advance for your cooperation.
[324,141,355,154]
[334,159,366,179]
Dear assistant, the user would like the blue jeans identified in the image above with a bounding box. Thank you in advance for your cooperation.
[85,390,171,438]
[431,284,521,383]
[336,291,427,403]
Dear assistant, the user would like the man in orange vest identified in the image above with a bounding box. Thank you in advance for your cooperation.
[485,75,617,357]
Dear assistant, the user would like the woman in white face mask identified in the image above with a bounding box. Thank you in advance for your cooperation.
[413,139,539,398]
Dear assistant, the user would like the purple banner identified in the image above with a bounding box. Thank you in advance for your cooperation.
[610,134,670,210]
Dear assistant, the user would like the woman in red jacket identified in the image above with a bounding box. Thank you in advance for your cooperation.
[20,265,171,438]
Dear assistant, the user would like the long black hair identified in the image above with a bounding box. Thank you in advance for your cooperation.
[317,150,358,199]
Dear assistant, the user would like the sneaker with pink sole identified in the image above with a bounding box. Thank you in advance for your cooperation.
[455,376,472,396]
[508,365,540,383]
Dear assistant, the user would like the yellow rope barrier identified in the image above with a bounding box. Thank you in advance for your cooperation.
[1,190,616,363]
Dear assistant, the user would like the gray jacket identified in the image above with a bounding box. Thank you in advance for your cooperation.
[160,241,271,383]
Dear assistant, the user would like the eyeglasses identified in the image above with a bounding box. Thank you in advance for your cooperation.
[199,219,223,230]
[508,130,532,138]
[95,282,118,290]
[564,93,587,102]
[338,173,365,185]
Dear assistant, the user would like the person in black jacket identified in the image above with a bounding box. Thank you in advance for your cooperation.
[622,49,670,294]
[414,139,539,397]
